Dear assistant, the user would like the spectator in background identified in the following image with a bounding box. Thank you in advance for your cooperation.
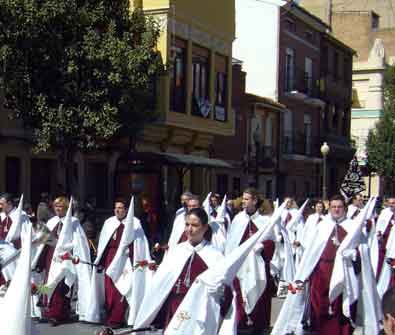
[77,207,97,261]
[36,192,54,225]
[383,287,395,335]
[141,197,159,248]
[24,203,37,224]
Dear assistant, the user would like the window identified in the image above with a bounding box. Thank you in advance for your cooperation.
[372,13,379,31]
[333,51,339,80]
[343,56,351,84]
[6,156,21,195]
[266,180,273,199]
[324,105,329,132]
[304,113,312,155]
[217,174,228,196]
[305,30,314,43]
[332,105,339,131]
[342,108,349,136]
[192,45,210,118]
[321,44,328,75]
[170,38,187,113]
[285,18,296,32]
[304,181,311,196]
[232,177,241,197]
[304,57,313,95]
[285,48,295,92]
[86,162,108,208]
[215,54,228,121]
[283,110,293,153]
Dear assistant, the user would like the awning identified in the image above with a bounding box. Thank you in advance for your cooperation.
[127,151,233,169]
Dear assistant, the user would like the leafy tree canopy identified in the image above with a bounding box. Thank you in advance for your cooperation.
[366,65,395,179]
[0,0,164,153]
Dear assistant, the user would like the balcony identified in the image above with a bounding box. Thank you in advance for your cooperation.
[282,131,320,157]
[284,68,326,109]
[248,145,278,171]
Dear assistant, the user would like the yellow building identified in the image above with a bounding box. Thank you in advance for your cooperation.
[0,0,236,216]
[114,0,236,211]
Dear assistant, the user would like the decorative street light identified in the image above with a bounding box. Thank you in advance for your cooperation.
[320,142,330,201]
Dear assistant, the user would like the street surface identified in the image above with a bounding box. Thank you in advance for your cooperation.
[35,298,363,335]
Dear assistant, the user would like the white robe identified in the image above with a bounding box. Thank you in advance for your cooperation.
[0,208,30,246]
[31,215,91,320]
[347,204,360,219]
[134,240,224,330]
[167,213,187,249]
[370,207,394,277]
[84,215,151,325]
[225,210,276,314]
[0,209,30,285]
[377,222,395,298]
[271,215,355,335]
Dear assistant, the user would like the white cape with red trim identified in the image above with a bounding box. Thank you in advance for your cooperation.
[370,207,393,277]
[271,215,352,335]
[165,204,285,335]
[167,214,186,249]
[84,215,151,325]
[0,222,38,335]
[134,240,224,330]
[31,214,91,320]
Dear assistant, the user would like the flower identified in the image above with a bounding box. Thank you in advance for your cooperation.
[288,283,297,294]
[72,256,80,265]
[61,252,72,261]
[148,262,157,271]
[31,283,38,295]
[137,260,148,267]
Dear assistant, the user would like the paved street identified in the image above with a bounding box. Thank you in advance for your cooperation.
[34,298,363,334]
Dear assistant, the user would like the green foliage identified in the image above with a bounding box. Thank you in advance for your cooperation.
[0,0,164,153]
[366,65,395,179]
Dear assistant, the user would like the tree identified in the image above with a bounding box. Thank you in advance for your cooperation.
[366,65,395,190]
[0,0,163,155]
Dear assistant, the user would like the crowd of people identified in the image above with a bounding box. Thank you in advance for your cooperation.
[0,189,395,335]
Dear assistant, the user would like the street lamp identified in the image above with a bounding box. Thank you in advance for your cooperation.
[320,142,330,201]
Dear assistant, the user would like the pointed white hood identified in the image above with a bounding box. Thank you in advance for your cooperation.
[202,192,212,218]
[165,201,287,335]
[106,196,136,281]
[0,222,33,335]
[5,194,24,243]
[286,198,309,231]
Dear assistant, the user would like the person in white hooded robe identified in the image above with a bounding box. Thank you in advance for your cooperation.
[134,207,232,332]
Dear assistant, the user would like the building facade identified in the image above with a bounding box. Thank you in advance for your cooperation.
[300,0,395,196]
[0,0,236,219]
[213,61,285,199]
[234,0,354,200]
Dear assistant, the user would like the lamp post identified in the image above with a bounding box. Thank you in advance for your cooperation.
[320,142,330,201]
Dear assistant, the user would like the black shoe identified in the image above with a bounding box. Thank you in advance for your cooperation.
[104,322,124,330]
[48,318,59,327]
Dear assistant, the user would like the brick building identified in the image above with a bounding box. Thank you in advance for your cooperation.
[277,3,354,199]
[300,0,395,196]
[234,0,354,200]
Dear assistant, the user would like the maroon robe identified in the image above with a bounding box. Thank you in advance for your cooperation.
[178,231,188,244]
[377,216,394,280]
[99,223,134,326]
[154,251,232,330]
[235,221,276,331]
[309,224,357,335]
